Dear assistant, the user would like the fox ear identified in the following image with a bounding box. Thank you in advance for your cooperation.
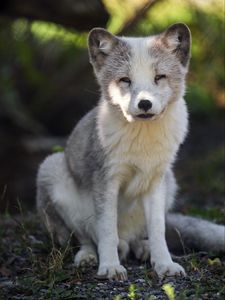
[88,28,118,71]
[161,23,191,66]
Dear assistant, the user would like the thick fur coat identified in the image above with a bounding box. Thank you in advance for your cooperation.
[37,24,225,280]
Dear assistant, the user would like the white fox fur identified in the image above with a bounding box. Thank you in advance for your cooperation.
[37,24,225,280]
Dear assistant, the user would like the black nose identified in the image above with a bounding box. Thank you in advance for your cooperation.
[138,99,152,112]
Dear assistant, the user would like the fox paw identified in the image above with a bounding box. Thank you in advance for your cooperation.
[96,264,127,281]
[153,261,186,278]
[74,249,98,268]
[131,239,150,261]
[118,239,129,261]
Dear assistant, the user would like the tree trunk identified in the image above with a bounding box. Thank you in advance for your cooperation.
[0,0,109,30]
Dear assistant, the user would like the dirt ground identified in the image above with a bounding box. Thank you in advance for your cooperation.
[0,116,224,300]
[0,214,224,300]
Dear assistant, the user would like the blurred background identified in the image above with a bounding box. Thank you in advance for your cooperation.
[0,0,224,216]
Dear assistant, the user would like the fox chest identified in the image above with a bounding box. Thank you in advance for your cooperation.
[103,115,183,199]
[109,140,176,199]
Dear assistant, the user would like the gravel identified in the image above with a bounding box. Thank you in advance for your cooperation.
[0,215,224,300]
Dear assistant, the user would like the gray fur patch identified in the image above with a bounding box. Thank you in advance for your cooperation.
[161,23,191,66]
[65,108,107,192]
[88,28,120,72]
[99,39,132,101]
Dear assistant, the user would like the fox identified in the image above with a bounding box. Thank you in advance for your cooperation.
[36,23,225,280]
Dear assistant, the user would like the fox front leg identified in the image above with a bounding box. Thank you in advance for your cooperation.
[143,178,186,278]
[95,181,127,281]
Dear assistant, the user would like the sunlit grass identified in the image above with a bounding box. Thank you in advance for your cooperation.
[138,0,194,35]
[192,0,224,20]
[12,19,28,41]
[11,19,88,48]
[31,21,87,48]
[162,283,176,300]
[12,0,223,48]
[103,0,149,33]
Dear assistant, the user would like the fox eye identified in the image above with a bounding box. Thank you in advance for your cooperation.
[119,77,131,86]
[154,74,166,84]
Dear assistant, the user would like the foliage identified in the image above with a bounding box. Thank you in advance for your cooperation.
[0,0,224,136]
[128,284,137,300]
[177,145,225,211]
[162,283,176,300]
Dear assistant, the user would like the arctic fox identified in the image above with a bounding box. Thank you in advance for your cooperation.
[37,24,225,280]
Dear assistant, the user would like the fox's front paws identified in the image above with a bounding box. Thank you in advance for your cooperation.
[153,261,186,278]
[97,264,127,281]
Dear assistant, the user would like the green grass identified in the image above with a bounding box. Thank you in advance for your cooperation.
[188,207,225,224]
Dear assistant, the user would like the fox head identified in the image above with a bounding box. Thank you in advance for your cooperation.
[88,24,191,122]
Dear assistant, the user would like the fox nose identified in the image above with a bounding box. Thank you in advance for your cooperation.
[138,99,152,112]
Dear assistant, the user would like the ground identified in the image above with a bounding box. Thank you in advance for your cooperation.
[0,213,224,300]
[0,117,224,300]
